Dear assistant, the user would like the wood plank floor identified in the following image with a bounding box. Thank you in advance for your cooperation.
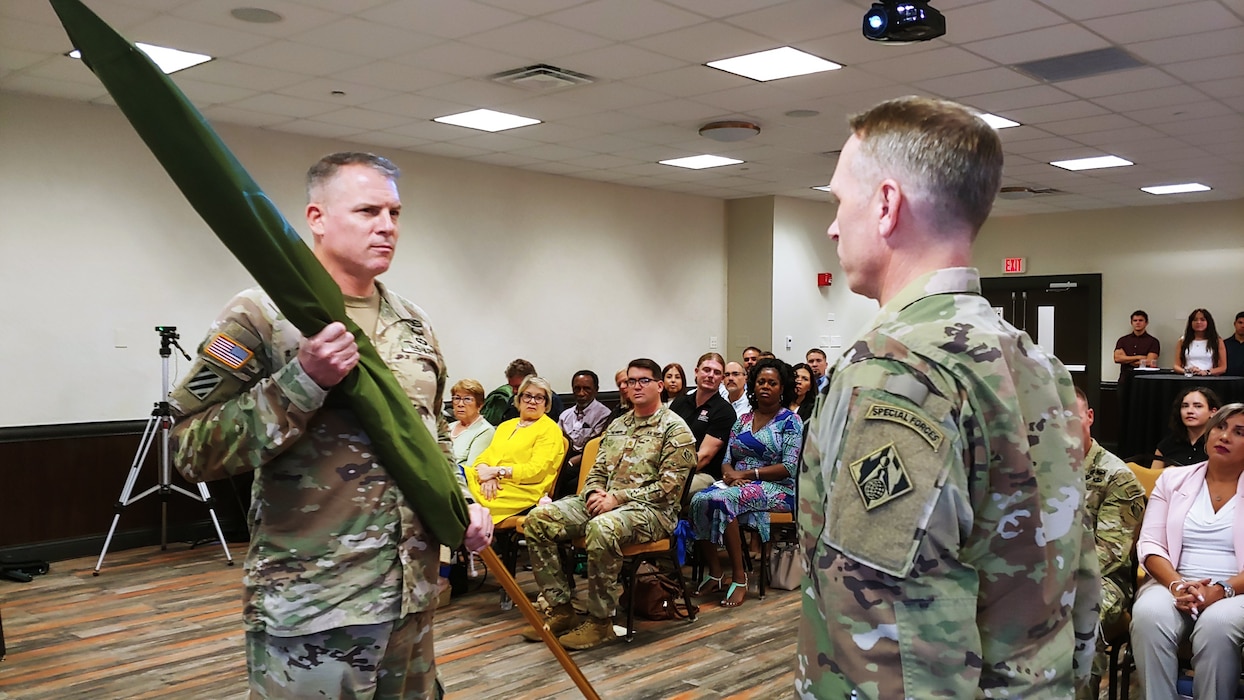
[0,544,799,699]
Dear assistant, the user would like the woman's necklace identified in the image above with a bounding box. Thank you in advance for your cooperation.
[517,418,535,428]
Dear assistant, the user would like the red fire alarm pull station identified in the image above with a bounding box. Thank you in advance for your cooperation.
[817,273,833,287]
[1003,257,1025,274]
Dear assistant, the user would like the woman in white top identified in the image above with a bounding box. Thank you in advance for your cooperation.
[1174,308,1228,376]
[1132,403,1244,698]
[448,379,495,480]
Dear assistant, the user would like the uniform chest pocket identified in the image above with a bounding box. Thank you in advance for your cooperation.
[378,319,440,408]
[824,387,954,578]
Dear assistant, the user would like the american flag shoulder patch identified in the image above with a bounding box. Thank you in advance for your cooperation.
[186,364,224,401]
[204,332,254,370]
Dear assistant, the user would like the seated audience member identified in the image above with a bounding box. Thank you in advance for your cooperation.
[554,370,610,498]
[690,359,803,607]
[1174,308,1228,376]
[604,368,631,429]
[520,359,695,650]
[1131,403,1244,699]
[1153,387,1224,470]
[806,348,829,392]
[482,358,565,425]
[1072,387,1147,700]
[1115,309,1161,381]
[449,379,495,479]
[741,346,762,373]
[1225,312,1244,377]
[661,362,687,406]
[758,351,776,360]
[669,353,735,495]
[468,376,566,523]
[723,361,751,417]
[789,362,817,422]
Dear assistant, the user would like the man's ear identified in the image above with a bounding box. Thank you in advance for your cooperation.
[876,179,903,240]
[306,203,325,241]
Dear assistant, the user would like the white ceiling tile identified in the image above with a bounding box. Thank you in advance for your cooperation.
[963,84,1078,111]
[390,41,522,77]
[0,48,45,77]
[622,65,745,97]
[285,0,393,11]
[353,130,432,151]
[21,55,102,86]
[232,41,372,77]
[171,0,341,37]
[1165,54,1244,83]
[1042,113,1139,136]
[380,119,468,140]
[552,81,668,110]
[1004,135,1084,155]
[694,82,801,112]
[1094,84,1213,111]
[476,0,593,14]
[1034,0,1198,21]
[726,0,870,45]
[1122,100,1236,124]
[560,133,649,153]
[468,151,546,167]
[965,23,1108,64]
[660,0,789,19]
[441,132,542,152]
[201,105,291,128]
[1083,1,1242,44]
[798,30,940,68]
[170,78,257,106]
[1196,77,1244,99]
[942,0,1065,41]
[0,74,107,101]
[311,107,411,131]
[560,153,644,169]
[409,141,491,159]
[459,19,612,60]
[499,94,604,120]
[416,77,537,108]
[0,16,76,53]
[358,0,524,39]
[327,61,457,93]
[290,18,443,60]
[558,110,659,133]
[987,99,1105,125]
[125,16,272,58]
[857,47,996,82]
[228,92,340,119]
[364,93,473,120]
[522,160,595,176]
[276,78,397,106]
[277,119,364,139]
[618,97,728,123]
[1056,67,1179,99]
[546,0,704,42]
[1127,27,1244,66]
[554,43,684,81]
[504,122,597,144]
[1071,125,1167,148]
[920,67,1039,99]
[508,143,596,161]
[183,60,308,91]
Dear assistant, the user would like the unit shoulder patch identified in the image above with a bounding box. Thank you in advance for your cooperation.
[849,442,914,510]
[204,332,254,370]
[185,364,225,401]
[864,401,944,451]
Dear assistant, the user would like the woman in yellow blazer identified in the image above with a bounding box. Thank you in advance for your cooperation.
[468,375,566,523]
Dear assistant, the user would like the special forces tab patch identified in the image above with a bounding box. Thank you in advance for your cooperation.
[864,402,944,451]
[204,332,254,370]
[185,365,224,401]
[849,442,913,511]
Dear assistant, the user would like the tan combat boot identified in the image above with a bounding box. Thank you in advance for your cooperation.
[521,602,579,642]
[557,616,617,650]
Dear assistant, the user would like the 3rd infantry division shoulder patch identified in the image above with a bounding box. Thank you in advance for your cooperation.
[849,442,913,511]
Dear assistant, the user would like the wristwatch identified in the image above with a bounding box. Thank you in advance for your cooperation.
[499,467,512,480]
[1215,580,1236,598]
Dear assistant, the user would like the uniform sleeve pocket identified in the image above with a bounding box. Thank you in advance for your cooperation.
[824,387,953,578]
[895,595,980,695]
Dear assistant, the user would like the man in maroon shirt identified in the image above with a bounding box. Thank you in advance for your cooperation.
[1114,309,1161,383]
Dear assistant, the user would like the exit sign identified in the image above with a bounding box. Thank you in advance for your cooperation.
[1003,257,1026,274]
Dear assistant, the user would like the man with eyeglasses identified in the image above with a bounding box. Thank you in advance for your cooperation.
[722,361,752,418]
[521,358,696,650]
[670,352,735,495]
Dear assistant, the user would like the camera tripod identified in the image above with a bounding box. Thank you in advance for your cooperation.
[94,326,234,574]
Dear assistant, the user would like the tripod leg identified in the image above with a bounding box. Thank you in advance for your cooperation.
[94,414,159,575]
[196,481,235,565]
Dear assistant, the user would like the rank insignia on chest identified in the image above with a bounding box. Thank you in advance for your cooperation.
[849,442,913,511]
[204,332,254,370]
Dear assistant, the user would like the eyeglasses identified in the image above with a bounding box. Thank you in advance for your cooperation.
[625,377,659,388]
[724,371,745,377]
[450,396,475,404]
[519,392,547,404]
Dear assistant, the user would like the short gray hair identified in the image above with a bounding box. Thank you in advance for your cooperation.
[848,96,1002,235]
[306,152,400,202]
[513,375,554,409]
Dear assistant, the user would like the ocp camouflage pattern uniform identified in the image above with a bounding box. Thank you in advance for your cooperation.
[525,406,696,620]
[1077,439,1146,700]
[169,283,465,699]
[796,267,1100,699]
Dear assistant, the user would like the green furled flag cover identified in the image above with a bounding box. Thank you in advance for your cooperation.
[51,0,469,548]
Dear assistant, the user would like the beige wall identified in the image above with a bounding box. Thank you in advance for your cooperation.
[0,92,726,426]
[725,197,773,363]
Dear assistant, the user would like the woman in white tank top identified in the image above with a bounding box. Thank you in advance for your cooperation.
[1174,308,1228,376]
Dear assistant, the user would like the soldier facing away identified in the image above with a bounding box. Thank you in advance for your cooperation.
[796,97,1099,698]
[169,152,492,699]
[521,358,696,650]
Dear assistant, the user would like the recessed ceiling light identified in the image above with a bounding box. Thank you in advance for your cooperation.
[707,47,842,82]
[659,155,744,170]
[978,112,1020,129]
[1141,182,1211,195]
[432,109,541,132]
[785,109,820,118]
[68,42,212,75]
[230,7,283,23]
[1049,155,1133,171]
[811,185,832,192]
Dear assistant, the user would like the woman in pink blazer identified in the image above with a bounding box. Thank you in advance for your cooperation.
[1132,403,1244,698]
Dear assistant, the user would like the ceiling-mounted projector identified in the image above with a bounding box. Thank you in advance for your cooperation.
[863,1,946,43]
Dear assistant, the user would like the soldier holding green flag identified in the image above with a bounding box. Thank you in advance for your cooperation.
[169,152,493,699]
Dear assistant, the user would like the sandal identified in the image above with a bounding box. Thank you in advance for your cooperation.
[721,575,748,607]
[695,573,725,596]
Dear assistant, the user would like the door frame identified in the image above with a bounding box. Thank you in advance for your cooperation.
[981,273,1103,414]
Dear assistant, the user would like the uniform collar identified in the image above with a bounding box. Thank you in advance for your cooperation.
[881,267,982,316]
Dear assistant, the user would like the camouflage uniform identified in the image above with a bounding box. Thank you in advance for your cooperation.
[524,406,696,620]
[170,283,462,698]
[796,268,1100,699]
[1077,439,1146,700]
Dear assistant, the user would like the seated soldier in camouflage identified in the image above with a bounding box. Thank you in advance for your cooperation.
[521,358,696,650]
[1073,387,1147,700]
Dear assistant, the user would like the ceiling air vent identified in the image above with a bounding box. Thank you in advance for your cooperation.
[1012,47,1146,83]
[998,186,1063,200]
[490,64,595,91]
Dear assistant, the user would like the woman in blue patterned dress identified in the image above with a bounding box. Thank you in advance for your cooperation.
[690,358,803,607]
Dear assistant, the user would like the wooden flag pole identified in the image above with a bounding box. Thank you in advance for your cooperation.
[477,546,600,700]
